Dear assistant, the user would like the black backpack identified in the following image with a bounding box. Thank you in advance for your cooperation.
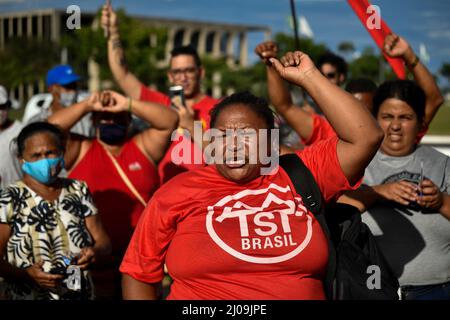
[280,154,399,300]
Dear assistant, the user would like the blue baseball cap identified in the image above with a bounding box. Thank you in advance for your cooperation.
[46,65,81,87]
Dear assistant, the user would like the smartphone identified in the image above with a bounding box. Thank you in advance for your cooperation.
[169,85,186,110]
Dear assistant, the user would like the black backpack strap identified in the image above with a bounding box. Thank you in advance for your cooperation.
[279,153,336,300]
[279,154,323,215]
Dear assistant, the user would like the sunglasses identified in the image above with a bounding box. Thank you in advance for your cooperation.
[169,67,198,78]
[324,72,337,79]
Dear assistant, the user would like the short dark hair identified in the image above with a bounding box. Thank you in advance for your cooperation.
[345,78,377,94]
[317,52,348,77]
[210,91,275,129]
[170,45,202,67]
[372,80,426,121]
[15,122,66,157]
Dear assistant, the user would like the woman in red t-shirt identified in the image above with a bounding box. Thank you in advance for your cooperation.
[120,51,384,300]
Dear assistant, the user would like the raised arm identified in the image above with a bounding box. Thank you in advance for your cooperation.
[105,91,178,164]
[384,33,444,127]
[255,41,314,141]
[271,52,384,185]
[47,94,99,170]
[101,4,143,100]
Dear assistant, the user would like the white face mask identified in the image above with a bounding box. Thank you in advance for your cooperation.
[0,109,8,126]
[59,91,77,107]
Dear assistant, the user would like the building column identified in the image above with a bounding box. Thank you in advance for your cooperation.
[239,32,248,67]
[8,17,13,38]
[39,78,45,93]
[165,27,176,65]
[52,12,60,42]
[27,83,34,101]
[37,14,43,40]
[182,27,192,46]
[27,15,33,37]
[17,16,23,36]
[197,29,208,56]
[226,32,237,68]
[212,71,222,99]
[18,83,24,106]
[9,88,15,102]
[212,30,221,58]
[0,18,4,49]
[88,57,100,92]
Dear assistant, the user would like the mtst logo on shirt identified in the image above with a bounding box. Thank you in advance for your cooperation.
[206,183,313,264]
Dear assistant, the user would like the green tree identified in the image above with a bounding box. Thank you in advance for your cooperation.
[274,33,328,64]
[60,8,168,92]
[440,63,450,84]
[0,37,60,88]
[338,41,355,55]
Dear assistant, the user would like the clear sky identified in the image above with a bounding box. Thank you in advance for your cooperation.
[1,0,449,83]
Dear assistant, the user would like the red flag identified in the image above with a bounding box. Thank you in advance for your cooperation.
[347,0,406,79]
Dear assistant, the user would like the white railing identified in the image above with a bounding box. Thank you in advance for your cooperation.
[420,135,450,157]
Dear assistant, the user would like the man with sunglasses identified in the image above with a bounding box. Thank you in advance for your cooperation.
[102,4,219,184]
[317,51,348,87]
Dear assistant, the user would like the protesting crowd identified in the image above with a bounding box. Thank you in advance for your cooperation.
[0,2,449,301]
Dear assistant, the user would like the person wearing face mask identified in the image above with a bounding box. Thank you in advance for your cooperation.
[0,85,23,188]
[25,65,94,138]
[47,90,178,299]
[0,122,111,300]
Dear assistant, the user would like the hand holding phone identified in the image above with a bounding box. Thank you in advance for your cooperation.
[169,85,186,111]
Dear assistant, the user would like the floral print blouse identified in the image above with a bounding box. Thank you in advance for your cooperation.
[0,179,97,300]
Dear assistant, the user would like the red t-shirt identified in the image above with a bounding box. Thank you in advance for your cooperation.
[140,85,219,184]
[69,139,160,255]
[302,113,337,146]
[120,137,360,299]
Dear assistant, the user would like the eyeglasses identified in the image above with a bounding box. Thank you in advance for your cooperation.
[169,67,198,78]
[324,72,337,79]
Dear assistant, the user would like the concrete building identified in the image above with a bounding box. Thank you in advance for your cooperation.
[0,9,271,105]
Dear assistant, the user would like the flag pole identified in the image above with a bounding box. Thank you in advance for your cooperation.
[290,0,309,109]
[290,0,300,50]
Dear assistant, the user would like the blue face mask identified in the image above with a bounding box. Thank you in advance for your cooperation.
[22,157,65,185]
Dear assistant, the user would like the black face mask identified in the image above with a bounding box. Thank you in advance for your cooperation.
[98,123,128,145]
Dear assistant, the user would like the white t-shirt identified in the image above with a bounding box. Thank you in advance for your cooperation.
[0,121,23,189]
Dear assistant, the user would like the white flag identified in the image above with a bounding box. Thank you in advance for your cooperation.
[419,43,430,64]
[287,15,314,39]
[299,15,314,38]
